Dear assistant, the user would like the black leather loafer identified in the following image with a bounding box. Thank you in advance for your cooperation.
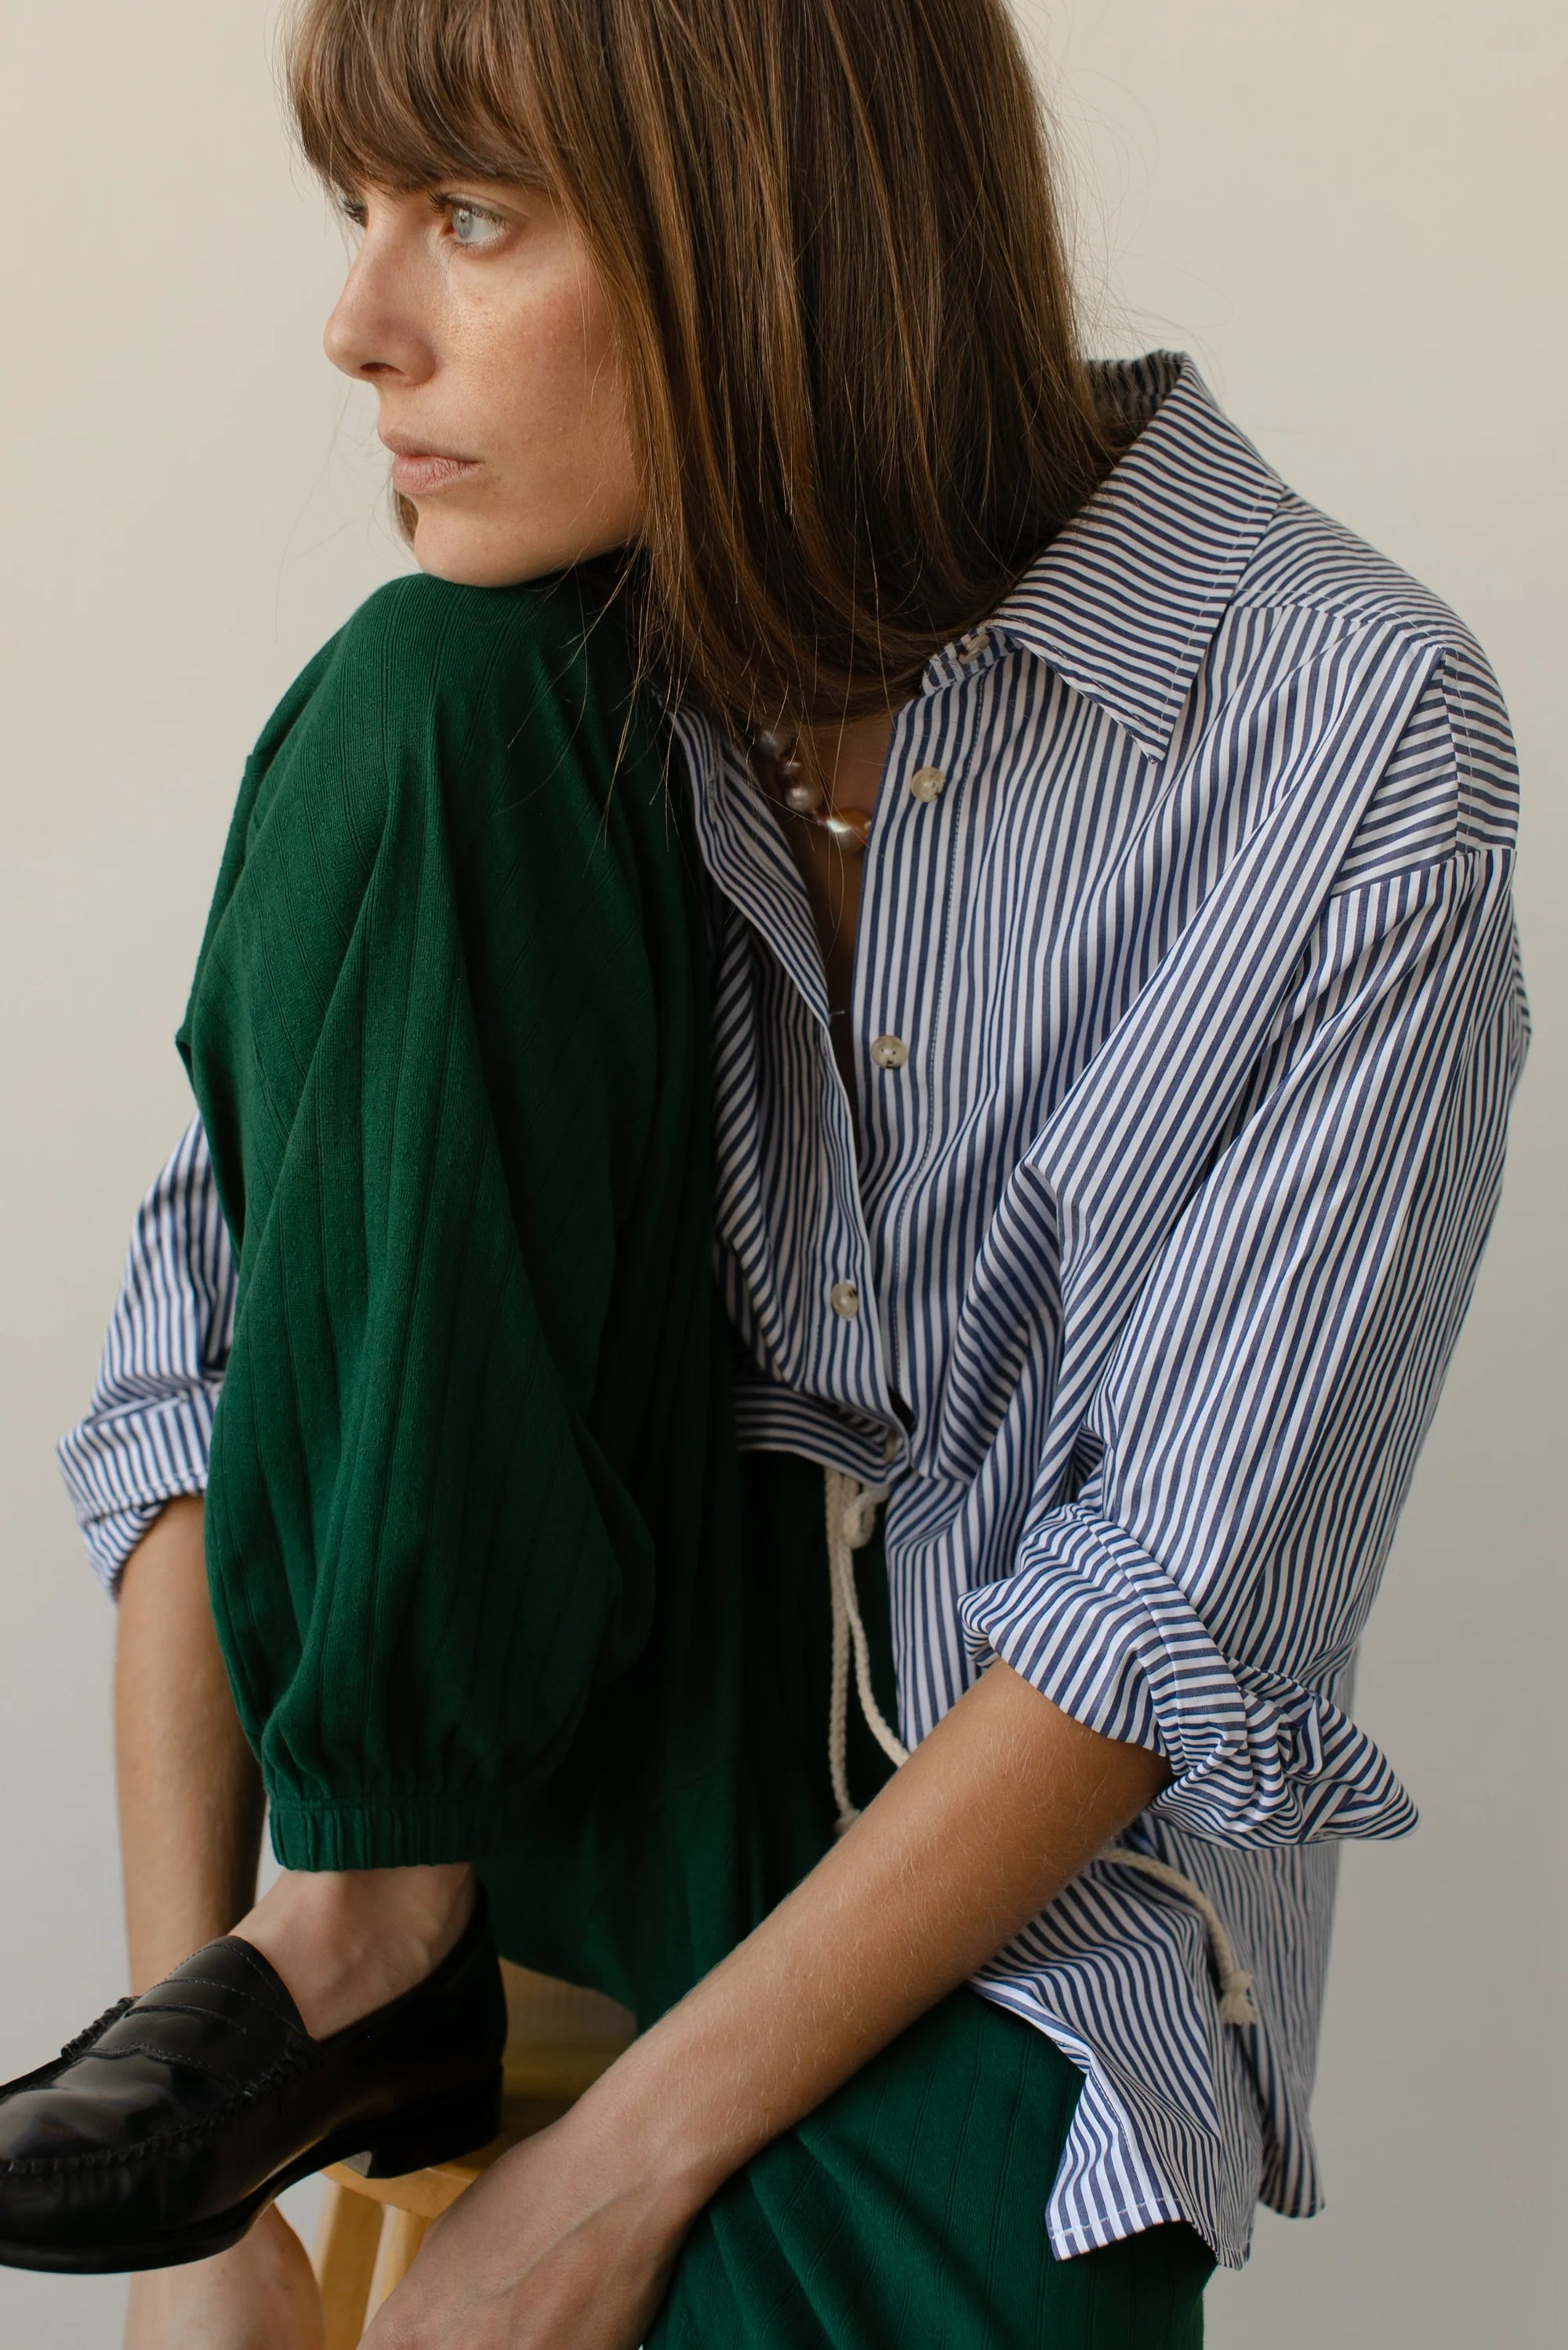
[0,1894,506,2274]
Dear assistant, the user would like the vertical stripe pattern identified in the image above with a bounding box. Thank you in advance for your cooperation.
[56,1115,234,1581]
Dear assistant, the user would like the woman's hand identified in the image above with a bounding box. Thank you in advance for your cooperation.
[361,2106,702,2350]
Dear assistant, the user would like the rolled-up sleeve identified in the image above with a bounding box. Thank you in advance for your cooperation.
[961,810,1527,1845]
[56,1116,234,1589]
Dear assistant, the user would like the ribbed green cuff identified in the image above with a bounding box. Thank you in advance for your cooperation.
[267,1794,523,1871]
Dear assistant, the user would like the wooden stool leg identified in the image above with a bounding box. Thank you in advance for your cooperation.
[367,2205,430,2318]
[314,2179,386,2350]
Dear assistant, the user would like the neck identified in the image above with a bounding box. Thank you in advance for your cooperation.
[800,707,899,818]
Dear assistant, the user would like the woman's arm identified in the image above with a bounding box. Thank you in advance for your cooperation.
[115,1495,264,1991]
[570,1654,1163,2184]
[368,1662,1163,2350]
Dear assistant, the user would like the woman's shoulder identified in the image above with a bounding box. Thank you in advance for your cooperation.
[1237,489,1497,685]
[1225,491,1517,869]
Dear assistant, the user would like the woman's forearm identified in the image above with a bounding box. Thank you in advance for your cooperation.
[566,1659,1169,2210]
[114,1498,265,1991]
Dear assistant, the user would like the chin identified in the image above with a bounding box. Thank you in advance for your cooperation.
[408,506,630,590]
[409,519,559,590]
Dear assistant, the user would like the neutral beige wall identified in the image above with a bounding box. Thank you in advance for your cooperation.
[1,3,1561,2345]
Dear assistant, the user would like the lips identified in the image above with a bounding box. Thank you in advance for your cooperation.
[387,450,481,497]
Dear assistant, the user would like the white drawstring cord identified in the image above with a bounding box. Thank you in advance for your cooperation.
[826,1466,905,1833]
[821,1466,1259,2029]
[1094,1846,1260,2025]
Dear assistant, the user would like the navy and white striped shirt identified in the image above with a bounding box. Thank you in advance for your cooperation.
[59,354,1527,2266]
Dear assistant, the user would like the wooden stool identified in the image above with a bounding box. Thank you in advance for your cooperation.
[312,1960,636,2348]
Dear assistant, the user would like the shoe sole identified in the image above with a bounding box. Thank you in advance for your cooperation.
[0,2069,503,2275]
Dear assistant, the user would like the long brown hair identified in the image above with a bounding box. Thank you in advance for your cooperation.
[289,0,1120,736]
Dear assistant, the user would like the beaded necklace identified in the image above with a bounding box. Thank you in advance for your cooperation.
[751,728,873,854]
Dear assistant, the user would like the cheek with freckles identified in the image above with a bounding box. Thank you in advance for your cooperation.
[407,267,643,588]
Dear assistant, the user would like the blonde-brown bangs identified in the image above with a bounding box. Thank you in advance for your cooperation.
[289,0,550,200]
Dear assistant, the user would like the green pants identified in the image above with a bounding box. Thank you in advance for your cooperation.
[180,571,1212,2345]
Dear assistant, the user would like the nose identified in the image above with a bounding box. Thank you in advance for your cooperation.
[323,227,433,385]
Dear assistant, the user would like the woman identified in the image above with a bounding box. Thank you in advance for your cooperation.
[4,0,1526,2345]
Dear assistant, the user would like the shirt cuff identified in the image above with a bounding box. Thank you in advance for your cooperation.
[957,1505,1417,1846]
[56,1387,219,1593]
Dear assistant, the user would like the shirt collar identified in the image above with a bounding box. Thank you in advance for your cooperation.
[950,353,1286,761]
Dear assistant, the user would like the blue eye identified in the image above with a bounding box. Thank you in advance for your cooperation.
[447,200,505,249]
